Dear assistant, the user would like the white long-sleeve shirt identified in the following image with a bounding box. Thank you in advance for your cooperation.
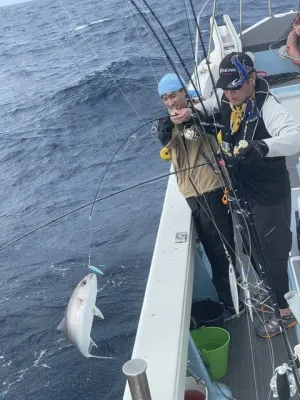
[195,89,300,158]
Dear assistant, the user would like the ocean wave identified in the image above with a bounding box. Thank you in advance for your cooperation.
[75,18,112,31]
[47,56,158,109]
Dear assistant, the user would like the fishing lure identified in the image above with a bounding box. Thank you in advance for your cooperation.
[88,265,104,275]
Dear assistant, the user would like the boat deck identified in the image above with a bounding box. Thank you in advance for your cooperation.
[223,310,297,399]
[241,11,297,53]
[223,155,300,399]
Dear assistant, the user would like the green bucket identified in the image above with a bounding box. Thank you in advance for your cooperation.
[191,326,230,380]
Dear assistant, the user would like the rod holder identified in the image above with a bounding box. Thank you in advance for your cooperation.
[122,359,152,400]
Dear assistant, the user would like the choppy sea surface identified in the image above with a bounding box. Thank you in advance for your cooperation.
[0,0,296,399]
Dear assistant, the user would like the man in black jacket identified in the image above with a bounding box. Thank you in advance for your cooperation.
[175,52,300,338]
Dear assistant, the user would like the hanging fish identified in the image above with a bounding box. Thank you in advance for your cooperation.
[229,263,240,316]
[57,273,113,359]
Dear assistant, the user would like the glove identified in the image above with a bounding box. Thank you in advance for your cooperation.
[157,116,174,146]
[234,140,269,164]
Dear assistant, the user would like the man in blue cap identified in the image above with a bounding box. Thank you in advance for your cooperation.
[157,72,244,322]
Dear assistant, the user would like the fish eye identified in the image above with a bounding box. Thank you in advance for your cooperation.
[81,280,87,286]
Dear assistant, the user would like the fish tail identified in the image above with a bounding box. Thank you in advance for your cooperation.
[87,354,115,359]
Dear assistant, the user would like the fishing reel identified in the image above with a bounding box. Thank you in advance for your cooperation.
[183,124,201,140]
[270,364,297,399]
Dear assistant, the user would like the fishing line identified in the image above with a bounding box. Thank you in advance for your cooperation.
[55,0,156,129]
[134,1,270,321]
[56,3,296,389]
[125,0,171,81]
[130,0,209,119]
[128,0,247,269]
[87,117,161,266]
[129,0,254,290]
[184,2,300,393]
[187,0,222,111]
[186,0,273,297]
[0,162,211,253]
[133,0,249,267]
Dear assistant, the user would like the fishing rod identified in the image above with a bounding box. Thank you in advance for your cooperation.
[129,0,211,120]
[132,0,233,196]
[185,0,300,393]
[133,0,300,394]
[0,162,211,253]
[224,151,300,395]
[129,0,241,263]
[130,0,256,292]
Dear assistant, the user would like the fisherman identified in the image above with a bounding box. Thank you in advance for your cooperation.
[176,52,300,338]
[157,73,244,322]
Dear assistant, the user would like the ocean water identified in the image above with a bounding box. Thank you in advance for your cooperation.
[0,0,297,399]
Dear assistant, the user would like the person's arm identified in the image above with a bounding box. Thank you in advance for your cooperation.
[262,95,300,157]
[194,89,223,115]
[169,89,223,125]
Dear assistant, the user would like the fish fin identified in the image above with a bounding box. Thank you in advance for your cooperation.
[93,306,104,319]
[57,317,67,333]
[89,337,98,353]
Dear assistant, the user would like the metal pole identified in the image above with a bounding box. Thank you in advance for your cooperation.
[207,0,217,61]
[239,0,243,38]
[122,359,152,400]
[268,0,272,17]
[194,0,210,66]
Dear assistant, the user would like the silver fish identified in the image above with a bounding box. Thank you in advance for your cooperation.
[229,263,240,316]
[58,273,113,359]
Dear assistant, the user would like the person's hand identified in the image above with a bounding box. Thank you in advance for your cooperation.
[234,140,269,164]
[170,108,192,125]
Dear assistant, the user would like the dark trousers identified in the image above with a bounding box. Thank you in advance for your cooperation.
[243,195,292,309]
[186,188,235,307]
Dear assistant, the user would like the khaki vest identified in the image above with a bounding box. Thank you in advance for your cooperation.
[166,125,223,198]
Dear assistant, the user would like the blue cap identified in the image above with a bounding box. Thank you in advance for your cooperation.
[157,73,200,98]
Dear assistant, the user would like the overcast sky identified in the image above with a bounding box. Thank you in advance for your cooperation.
[0,0,31,6]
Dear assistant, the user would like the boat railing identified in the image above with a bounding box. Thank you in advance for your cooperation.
[122,169,196,400]
[122,359,152,400]
[194,0,211,66]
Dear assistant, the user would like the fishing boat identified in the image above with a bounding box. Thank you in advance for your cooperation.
[122,2,300,399]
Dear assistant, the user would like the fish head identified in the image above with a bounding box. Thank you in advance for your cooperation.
[74,273,97,301]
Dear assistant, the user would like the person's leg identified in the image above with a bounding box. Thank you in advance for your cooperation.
[186,190,239,312]
[248,195,296,337]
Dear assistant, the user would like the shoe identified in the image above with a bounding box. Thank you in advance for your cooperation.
[224,301,246,323]
[255,313,297,338]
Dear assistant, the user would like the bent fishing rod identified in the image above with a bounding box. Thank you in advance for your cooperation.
[129,0,233,240]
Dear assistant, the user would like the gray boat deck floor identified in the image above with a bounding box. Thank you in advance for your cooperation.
[223,312,297,399]
[222,155,300,400]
